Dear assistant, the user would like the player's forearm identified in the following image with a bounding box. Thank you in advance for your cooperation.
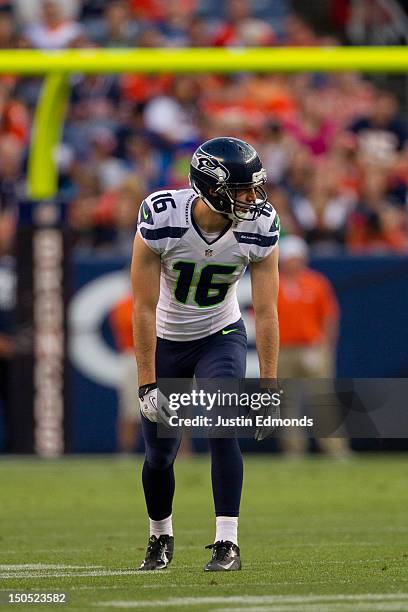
[255,309,280,381]
[133,306,157,386]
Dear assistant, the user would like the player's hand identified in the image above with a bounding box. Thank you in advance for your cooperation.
[138,383,172,427]
[253,386,282,442]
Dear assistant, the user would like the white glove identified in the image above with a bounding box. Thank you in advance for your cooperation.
[138,383,172,426]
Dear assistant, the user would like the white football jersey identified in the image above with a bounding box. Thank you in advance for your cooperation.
[137,188,280,341]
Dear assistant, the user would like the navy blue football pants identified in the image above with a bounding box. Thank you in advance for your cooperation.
[141,319,247,520]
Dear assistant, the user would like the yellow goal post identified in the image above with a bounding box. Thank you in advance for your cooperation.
[0,46,407,199]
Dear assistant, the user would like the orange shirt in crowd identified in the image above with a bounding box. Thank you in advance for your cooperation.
[278,268,339,346]
[110,294,134,352]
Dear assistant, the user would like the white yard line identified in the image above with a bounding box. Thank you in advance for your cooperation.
[270,542,393,548]
[0,570,140,579]
[215,605,408,612]
[1,559,406,581]
[0,586,124,592]
[0,549,94,554]
[94,594,408,608]
[0,564,103,570]
[1,557,394,572]
[139,580,360,589]
[0,564,125,580]
[71,586,125,591]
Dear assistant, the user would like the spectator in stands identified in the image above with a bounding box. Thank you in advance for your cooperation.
[348,91,407,166]
[69,193,103,250]
[135,24,165,48]
[284,90,337,157]
[65,69,122,159]
[346,165,408,253]
[80,0,105,21]
[87,127,128,191]
[0,86,29,144]
[0,136,22,251]
[258,120,295,185]
[277,235,350,458]
[129,0,166,23]
[111,176,145,254]
[212,0,276,47]
[93,174,146,254]
[24,0,83,49]
[91,0,138,48]
[115,103,147,156]
[188,15,213,47]
[157,0,196,47]
[0,12,14,47]
[326,130,360,200]
[266,185,299,237]
[290,158,357,253]
[143,76,202,149]
[14,0,80,27]
[389,152,408,207]
[69,165,114,250]
[282,14,318,46]
[321,72,374,130]
[123,133,164,191]
[280,145,314,214]
[0,1,11,13]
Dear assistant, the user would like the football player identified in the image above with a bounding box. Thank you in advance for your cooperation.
[132,137,280,571]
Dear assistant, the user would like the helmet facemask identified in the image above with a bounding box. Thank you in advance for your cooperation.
[214,181,268,222]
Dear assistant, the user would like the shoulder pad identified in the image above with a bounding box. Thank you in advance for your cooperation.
[233,202,280,261]
[137,190,189,254]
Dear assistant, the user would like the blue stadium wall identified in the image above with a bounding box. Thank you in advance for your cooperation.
[1,254,408,453]
[67,253,408,453]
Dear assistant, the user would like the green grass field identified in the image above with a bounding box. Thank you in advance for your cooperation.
[1,455,408,611]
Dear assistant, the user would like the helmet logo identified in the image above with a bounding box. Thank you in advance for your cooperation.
[191,152,230,183]
[252,168,267,184]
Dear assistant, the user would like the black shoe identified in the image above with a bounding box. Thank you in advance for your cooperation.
[204,540,241,571]
[138,535,174,571]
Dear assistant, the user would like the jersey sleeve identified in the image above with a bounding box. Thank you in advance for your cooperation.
[233,203,280,263]
[137,191,188,255]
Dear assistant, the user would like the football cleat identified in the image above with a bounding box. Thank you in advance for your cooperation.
[204,540,241,571]
[138,534,174,571]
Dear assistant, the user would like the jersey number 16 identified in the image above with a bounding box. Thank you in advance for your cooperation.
[173,261,237,308]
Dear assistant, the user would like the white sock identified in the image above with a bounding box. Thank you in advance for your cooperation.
[149,514,173,538]
[215,516,238,545]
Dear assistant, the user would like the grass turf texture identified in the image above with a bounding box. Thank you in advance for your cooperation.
[0,455,407,611]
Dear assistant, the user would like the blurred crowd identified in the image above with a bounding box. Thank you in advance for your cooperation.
[0,0,407,257]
